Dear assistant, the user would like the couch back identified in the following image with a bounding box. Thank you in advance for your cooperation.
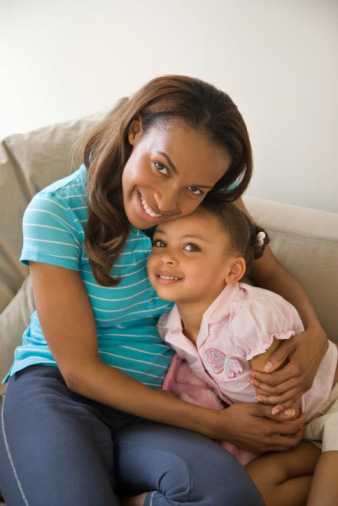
[1,109,338,391]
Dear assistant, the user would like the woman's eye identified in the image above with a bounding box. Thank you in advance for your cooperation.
[153,161,169,176]
[152,238,166,248]
[183,243,201,252]
[187,185,204,196]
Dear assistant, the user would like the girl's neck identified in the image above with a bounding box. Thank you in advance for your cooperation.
[176,299,213,344]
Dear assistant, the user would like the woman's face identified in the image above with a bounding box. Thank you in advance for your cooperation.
[122,119,231,229]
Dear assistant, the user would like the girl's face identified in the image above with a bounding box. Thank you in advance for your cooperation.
[122,119,231,229]
[147,208,239,308]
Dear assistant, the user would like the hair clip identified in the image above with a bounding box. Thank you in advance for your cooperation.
[256,231,266,247]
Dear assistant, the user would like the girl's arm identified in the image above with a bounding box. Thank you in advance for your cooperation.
[30,261,303,453]
[236,197,328,408]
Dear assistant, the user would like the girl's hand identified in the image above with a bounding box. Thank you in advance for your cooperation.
[216,402,304,453]
[251,329,328,411]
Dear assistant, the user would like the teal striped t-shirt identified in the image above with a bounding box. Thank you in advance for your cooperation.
[6,164,174,388]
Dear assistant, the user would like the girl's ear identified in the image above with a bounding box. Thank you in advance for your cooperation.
[128,119,143,145]
[225,256,246,284]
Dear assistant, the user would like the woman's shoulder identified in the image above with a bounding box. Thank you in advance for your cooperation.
[25,165,88,230]
[20,168,88,270]
[38,164,87,202]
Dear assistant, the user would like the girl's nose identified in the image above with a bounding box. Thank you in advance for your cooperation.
[160,253,177,266]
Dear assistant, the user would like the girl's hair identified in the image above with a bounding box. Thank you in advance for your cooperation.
[201,200,270,270]
[83,75,253,286]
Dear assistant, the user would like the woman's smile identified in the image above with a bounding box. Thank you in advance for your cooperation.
[137,190,163,220]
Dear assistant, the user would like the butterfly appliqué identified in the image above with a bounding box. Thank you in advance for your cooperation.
[205,348,243,378]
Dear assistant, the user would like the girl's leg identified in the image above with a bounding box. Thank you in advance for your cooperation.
[307,451,338,506]
[306,406,338,506]
[0,366,122,506]
[116,422,264,506]
[246,442,320,506]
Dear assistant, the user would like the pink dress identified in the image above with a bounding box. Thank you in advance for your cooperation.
[160,283,338,464]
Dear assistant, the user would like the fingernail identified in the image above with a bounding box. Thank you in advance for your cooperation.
[272,406,281,415]
[264,361,272,372]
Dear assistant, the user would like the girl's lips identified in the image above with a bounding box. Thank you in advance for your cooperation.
[155,273,184,285]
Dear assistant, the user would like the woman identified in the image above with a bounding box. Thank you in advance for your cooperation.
[0,75,327,506]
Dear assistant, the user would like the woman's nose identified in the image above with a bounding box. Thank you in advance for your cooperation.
[154,188,179,215]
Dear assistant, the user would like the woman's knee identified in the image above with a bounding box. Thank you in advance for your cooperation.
[116,423,264,505]
[188,448,264,506]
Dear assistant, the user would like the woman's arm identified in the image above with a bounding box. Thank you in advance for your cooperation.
[30,261,303,452]
[236,198,328,407]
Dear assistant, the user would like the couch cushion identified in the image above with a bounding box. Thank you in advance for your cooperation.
[0,277,34,391]
[0,112,106,313]
[245,196,338,340]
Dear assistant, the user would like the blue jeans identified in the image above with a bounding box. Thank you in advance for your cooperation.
[0,366,263,506]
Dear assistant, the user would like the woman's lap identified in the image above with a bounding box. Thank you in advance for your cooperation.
[0,366,122,506]
[0,366,263,506]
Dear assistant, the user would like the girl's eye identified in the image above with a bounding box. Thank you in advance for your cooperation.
[187,185,204,196]
[152,238,166,248]
[153,161,169,176]
[183,243,201,252]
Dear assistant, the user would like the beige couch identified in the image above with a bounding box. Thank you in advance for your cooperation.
[1,112,338,504]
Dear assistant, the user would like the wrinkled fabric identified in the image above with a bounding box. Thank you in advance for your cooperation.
[161,283,338,463]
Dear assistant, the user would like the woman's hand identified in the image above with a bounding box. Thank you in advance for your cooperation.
[215,402,304,453]
[251,328,328,412]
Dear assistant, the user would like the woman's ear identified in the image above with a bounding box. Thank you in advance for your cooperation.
[128,119,143,146]
[225,256,246,284]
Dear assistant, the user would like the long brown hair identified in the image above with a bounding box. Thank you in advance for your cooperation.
[83,75,253,286]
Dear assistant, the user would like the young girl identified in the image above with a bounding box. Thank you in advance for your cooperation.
[147,200,338,506]
[0,75,327,506]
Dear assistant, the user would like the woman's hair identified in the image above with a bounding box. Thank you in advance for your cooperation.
[201,200,270,271]
[83,75,253,285]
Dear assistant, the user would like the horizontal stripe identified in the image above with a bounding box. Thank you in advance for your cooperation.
[86,286,152,303]
[90,299,157,314]
[23,223,71,234]
[98,351,168,369]
[25,208,78,233]
[121,345,168,356]
[62,194,86,198]
[23,237,77,248]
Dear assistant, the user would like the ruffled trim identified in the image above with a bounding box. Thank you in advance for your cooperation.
[246,330,296,361]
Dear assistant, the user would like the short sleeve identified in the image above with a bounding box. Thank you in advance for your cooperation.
[227,291,304,361]
[20,191,81,271]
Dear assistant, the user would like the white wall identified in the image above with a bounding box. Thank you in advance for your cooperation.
[1,0,337,212]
